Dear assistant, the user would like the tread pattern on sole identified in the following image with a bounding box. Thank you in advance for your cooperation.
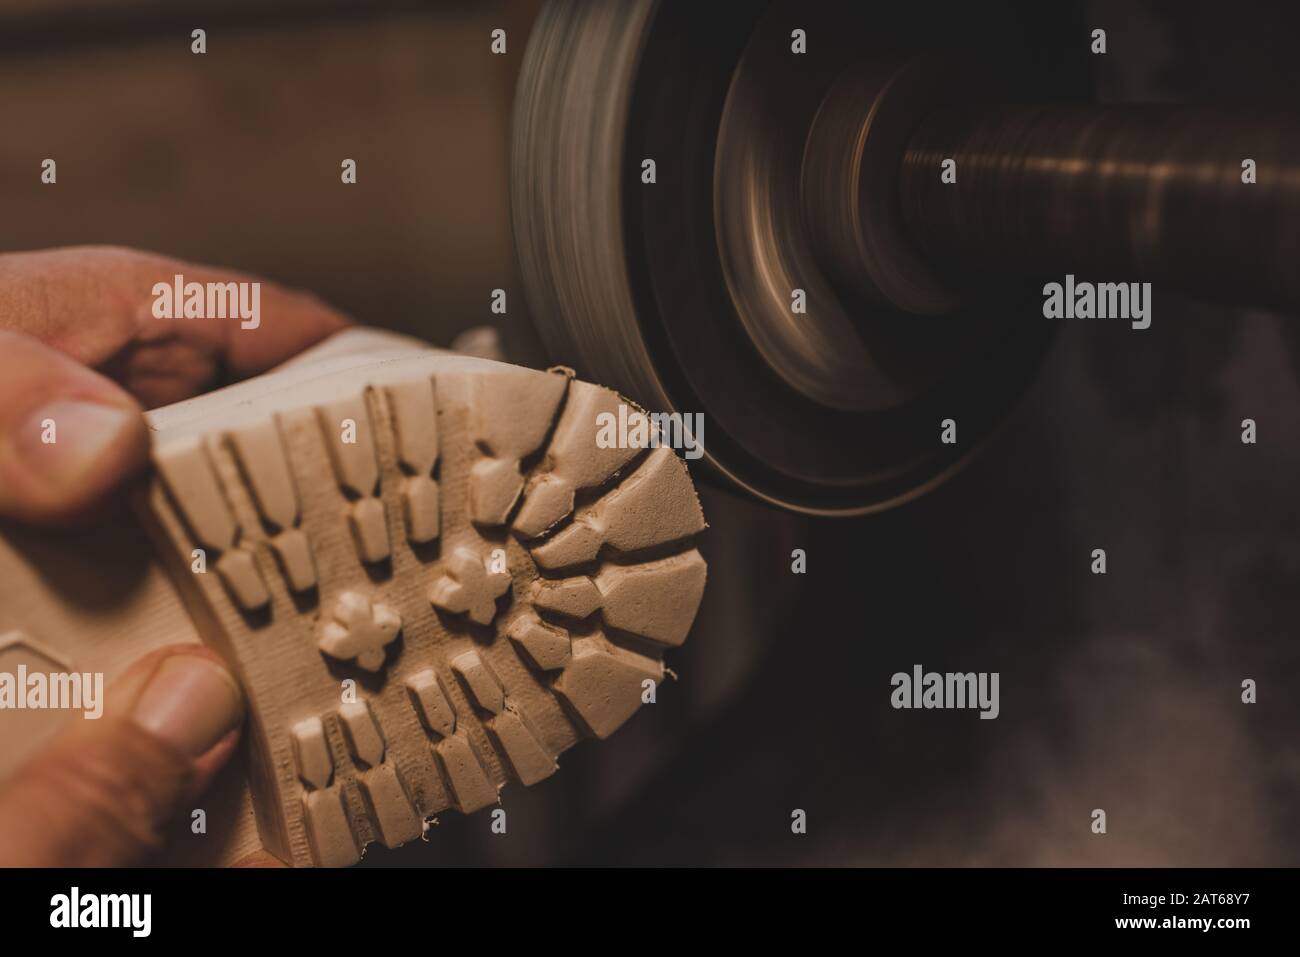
[315,394,392,565]
[146,354,707,866]
[317,591,402,672]
[384,378,441,545]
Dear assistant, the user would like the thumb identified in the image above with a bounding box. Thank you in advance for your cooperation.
[0,646,244,867]
[0,330,149,526]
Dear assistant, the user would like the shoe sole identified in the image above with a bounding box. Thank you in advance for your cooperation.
[140,335,707,866]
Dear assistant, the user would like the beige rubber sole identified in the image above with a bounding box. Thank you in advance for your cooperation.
[0,330,707,866]
[136,331,707,866]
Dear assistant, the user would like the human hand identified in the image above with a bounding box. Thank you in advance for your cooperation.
[0,246,348,865]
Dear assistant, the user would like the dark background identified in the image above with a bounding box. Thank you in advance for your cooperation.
[4,0,1297,865]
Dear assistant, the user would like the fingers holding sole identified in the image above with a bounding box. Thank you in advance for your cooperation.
[0,645,244,867]
[0,246,350,406]
[0,330,149,525]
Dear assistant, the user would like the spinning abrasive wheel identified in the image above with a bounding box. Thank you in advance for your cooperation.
[512,0,1300,516]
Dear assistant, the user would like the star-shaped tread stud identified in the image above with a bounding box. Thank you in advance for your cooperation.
[317,591,402,672]
[429,545,512,625]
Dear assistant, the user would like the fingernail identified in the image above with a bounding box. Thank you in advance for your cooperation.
[13,399,137,490]
[133,655,244,757]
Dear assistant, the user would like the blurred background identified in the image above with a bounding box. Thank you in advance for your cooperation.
[3,0,1297,865]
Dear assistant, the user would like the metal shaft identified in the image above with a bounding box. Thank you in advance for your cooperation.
[898,105,1300,310]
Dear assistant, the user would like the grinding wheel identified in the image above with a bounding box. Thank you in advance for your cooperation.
[512,0,1057,516]
[512,0,1299,516]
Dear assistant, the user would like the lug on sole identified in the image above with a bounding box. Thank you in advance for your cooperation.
[142,352,707,867]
